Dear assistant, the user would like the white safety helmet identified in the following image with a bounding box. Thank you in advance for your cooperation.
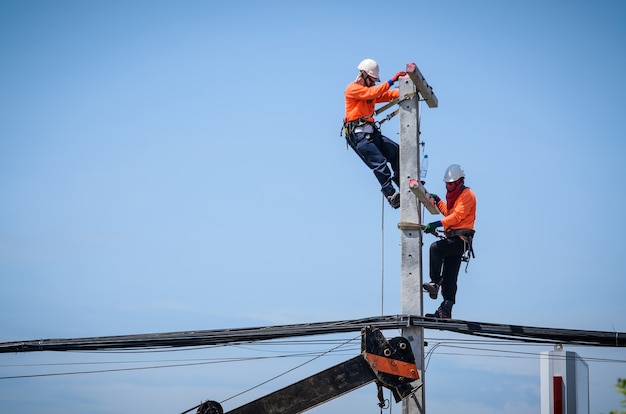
[357,58,380,81]
[443,164,465,182]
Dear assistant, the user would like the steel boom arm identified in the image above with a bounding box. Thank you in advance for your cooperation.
[196,326,420,414]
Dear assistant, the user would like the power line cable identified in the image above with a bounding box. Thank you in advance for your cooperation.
[2,334,624,381]
[2,315,624,353]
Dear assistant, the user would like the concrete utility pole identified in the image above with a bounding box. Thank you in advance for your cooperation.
[398,63,438,414]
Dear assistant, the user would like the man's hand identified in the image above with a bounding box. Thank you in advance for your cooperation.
[391,71,406,82]
[429,193,440,203]
[424,221,441,234]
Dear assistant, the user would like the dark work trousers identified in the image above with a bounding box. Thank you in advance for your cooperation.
[429,236,466,304]
[346,128,399,197]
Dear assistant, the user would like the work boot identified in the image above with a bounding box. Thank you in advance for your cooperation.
[387,192,400,209]
[425,300,453,319]
[422,282,439,300]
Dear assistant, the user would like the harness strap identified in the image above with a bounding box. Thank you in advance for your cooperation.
[342,117,375,136]
[445,229,476,273]
[377,108,399,127]
[340,92,417,137]
[374,92,417,116]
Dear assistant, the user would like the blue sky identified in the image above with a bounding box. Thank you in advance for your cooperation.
[1,1,625,413]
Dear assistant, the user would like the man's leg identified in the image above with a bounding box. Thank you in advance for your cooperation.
[424,239,445,300]
[348,132,396,197]
[438,237,466,318]
[425,237,464,301]
[378,133,400,187]
[440,252,463,303]
[439,237,465,301]
[428,239,446,285]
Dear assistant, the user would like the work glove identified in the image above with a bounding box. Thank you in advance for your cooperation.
[429,193,441,203]
[423,221,441,234]
[391,71,406,82]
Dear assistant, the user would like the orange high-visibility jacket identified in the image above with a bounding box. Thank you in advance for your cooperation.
[436,188,476,231]
[344,81,399,123]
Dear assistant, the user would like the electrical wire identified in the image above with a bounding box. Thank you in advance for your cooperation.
[5,329,623,414]
[3,314,623,353]
[4,334,623,381]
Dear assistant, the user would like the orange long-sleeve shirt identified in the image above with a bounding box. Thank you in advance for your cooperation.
[436,188,477,231]
[344,81,399,123]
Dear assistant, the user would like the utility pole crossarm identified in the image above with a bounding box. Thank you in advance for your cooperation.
[406,62,438,108]
[409,178,440,215]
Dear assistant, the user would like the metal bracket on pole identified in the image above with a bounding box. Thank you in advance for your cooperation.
[406,63,438,108]
[409,178,440,215]
[397,222,424,231]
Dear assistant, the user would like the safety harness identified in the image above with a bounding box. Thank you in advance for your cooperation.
[373,91,417,127]
[340,92,418,138]
[341,117,374,137]
[444,228,476,273]
[340,117,377,151]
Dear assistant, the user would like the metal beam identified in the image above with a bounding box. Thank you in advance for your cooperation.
[227,356,373,414]
[409,178,440,215]
[406,62,438,108]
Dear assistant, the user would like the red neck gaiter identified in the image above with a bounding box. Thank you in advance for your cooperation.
[446,182,466,209]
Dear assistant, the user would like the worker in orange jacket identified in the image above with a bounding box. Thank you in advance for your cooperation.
[344,58,406,209]
[422,164,477,319]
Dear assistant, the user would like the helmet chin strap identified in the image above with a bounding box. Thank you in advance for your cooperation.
[355,70,367,84]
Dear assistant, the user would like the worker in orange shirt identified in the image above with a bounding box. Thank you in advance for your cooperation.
[344,59,406,209]
[422,164,477,319]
